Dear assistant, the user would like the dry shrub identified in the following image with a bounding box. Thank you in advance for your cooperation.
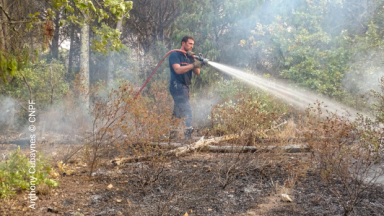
[207,93,290,190]
[210,93,283,139]
[276,118,297,139]
[83,80,181,176]
[303,102,384,216]
[36,183,50,195]
[214,152,265,189]
[283,159,309,189]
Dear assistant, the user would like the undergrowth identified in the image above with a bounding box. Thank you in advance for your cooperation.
[0,147,58,199]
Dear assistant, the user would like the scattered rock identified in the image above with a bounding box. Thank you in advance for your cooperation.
[281,194,293,202]
[246,210,257,216]
[203,165,212,172]
[91,168,107,176]
[107,184,113,190]
[47,207,58,213]
[90,195,102,202]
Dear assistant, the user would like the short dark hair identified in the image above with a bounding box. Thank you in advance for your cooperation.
[181,35,194,45]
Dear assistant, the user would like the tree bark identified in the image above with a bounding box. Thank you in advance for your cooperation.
[68,22,75,74]
[0,13,4,50]
[51,10,61,59]
[0,0,9,52]
[79,21,90,108]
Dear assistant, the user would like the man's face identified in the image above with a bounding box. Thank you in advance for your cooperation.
[182,39,194,51]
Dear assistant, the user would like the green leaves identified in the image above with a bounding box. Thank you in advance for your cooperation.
[241,1,353,97]
[78,2,88,10]
[0,147,59,199]
[91,23,123,54]
[0,51,32,82]
[8,58,17,76]
[104,0,133,20]
[49,0,131,56]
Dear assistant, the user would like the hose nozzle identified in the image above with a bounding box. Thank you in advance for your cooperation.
[194,53,209,65]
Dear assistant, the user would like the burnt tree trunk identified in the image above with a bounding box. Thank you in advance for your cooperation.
[51,10,61,59]
[68,22,75,74]
[0,0,9,52]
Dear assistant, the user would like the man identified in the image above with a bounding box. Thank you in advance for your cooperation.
[169,36,203,140]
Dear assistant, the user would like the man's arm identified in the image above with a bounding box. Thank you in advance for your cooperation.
[172,63,194,74]
[193,68,200,75]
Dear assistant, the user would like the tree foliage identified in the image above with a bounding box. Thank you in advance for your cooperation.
[241,0,384,102]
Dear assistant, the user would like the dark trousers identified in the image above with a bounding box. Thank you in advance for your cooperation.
[169,81,192,128]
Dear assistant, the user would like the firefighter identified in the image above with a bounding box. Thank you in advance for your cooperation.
[169,35,203,140]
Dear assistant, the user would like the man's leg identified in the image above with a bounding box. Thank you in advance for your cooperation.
[170,83,193,139]
[169,82,183,139]
[181,86,193,139]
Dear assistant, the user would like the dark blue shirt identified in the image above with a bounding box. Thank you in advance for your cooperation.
[169,51,193,86]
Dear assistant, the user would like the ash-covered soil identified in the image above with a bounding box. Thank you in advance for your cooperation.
[1,150,384,216]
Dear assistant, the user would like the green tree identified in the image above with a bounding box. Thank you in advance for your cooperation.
[50,0,133,107]
[170,0,263,90]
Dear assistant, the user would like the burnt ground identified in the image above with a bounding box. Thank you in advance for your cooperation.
[1,143,384,216]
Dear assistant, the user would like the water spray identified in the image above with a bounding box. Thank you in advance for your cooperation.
[208,61,372,121]
[135,49,209,97]
[133,49,370,121]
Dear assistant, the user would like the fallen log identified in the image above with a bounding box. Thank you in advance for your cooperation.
[111,134,239,165]
[200,144,310,153]
[146,142,309,153]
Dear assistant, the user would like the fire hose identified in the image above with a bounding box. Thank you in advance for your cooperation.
[135,49,209,97]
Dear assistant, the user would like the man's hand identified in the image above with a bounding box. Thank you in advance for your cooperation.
[187,51,195,63]
[186,51,194,57]
[193,61,202,69]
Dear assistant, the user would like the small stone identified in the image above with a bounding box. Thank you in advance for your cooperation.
[208,208,212,211]
[281,194,293,202]
[91,195,102,201]
[107,184,113,190]
[53,202,57,206]
[246,210,257,216]
[203,166,212,172]
[47,207,59,213]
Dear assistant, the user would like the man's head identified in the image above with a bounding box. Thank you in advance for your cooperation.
[181,35,194,52]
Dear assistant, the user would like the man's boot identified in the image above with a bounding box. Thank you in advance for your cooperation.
[184,127,193,140]
[169,130,179,140]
